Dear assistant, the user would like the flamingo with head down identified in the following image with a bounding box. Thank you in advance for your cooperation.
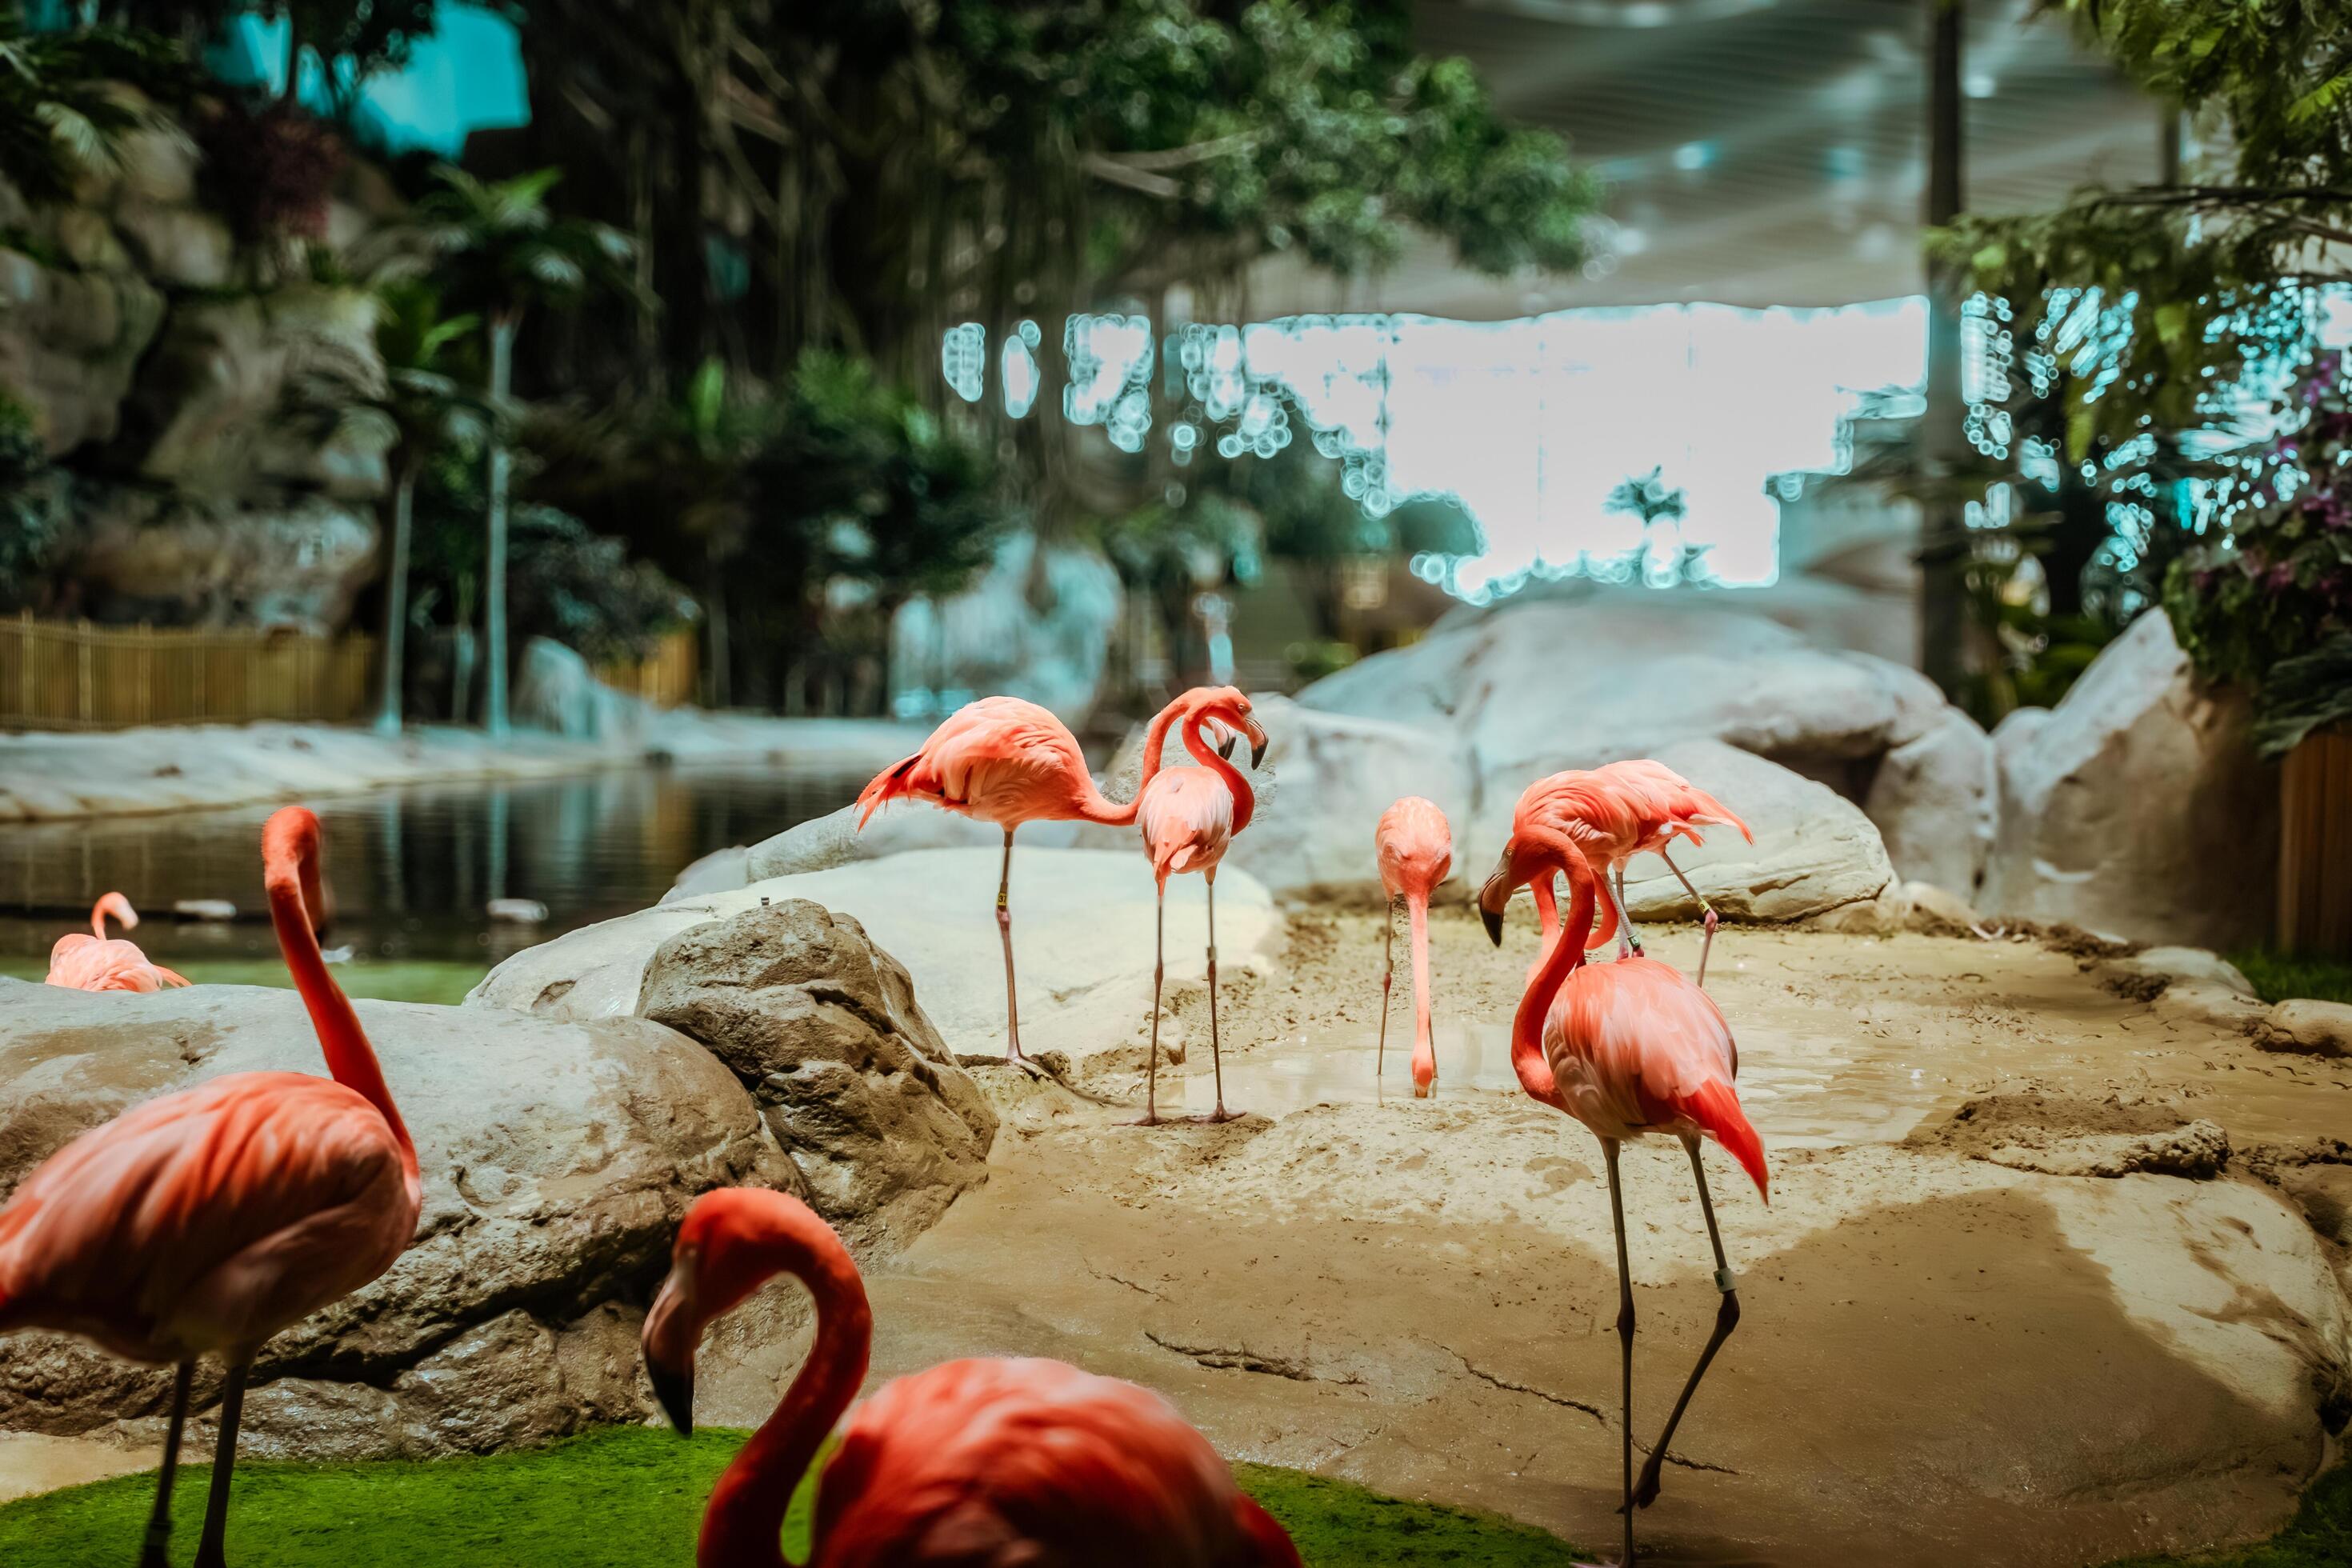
[1130,688,1270,1125]
[1487,759,1750,987]
[1373,797,1452,1098]
[44,892,190,992]
[1479,821,1766,1566]
[857,688,1264,1073]
[0,809,419,1568]
[642,1186,1302,1568]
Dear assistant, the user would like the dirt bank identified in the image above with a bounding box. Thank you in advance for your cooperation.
[700,912,2352,1567]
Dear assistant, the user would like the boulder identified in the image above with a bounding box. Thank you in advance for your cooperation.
[514,637,650,742]
[1606,739,1898,926]
[66,489,378,632]
[1863,707,1995,896]
[890,532,1124,726]
[2258,1000,2352,1060]
[1978,612,2278,947]
[0,978,794,1457]
[637,901,997,1254]
[0,245,166,454]
[479,848,1282,1069]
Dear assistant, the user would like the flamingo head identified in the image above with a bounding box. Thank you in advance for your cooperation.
[642,1188,864,1437]
[1191,686,1269,769]
[261,807,336,942]
[1478,823,1594,947]
[1477,839,1524,947]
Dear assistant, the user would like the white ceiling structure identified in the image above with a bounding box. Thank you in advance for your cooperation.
[1253,0,2165,318]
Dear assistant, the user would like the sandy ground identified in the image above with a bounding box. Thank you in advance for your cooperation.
[692,910,2352,1568]
[0,714,925,822]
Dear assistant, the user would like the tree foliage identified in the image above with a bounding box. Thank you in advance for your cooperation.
[0,9,196,205]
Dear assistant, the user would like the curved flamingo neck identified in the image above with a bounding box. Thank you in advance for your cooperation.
[1182,715,1255,833]
[1511,849,1596,1110]
[1071,694,1194,826]
[700,1235,873,1568]
[264,842,418,1184]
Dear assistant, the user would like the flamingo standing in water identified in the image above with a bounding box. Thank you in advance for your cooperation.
[1490,760,1750,987]
[858,687,1266,1070]
[1479,822,1766,1567]
[44,892,190,992]
[642,1187,1302,1567]
[1132,690,1268,1125]
[1373,797,1451,1097]
[0,807,420,1568]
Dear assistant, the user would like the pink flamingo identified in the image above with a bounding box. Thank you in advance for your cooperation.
[0,807,419,1568]
[1479,822,1766,1566]
[1490,759,1750,986]
[43,891,190,992]
[1373,796,1451,1098]
[1132,691,1268,1125]
[858,688,1266,1071]
[642,1186,1302,1567]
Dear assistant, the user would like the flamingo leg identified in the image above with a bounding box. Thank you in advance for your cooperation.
[191,1360,248,1568]
[1610,867,1642,959]
[1203,874,1234,1122]
[1654,850,1718,989]
[1602,1138,1637,1567]
[1133,893,1166,1127]
[138,1361,194,1568]
[1630,1134,1742,1511]
[1378,900,1394,1084]
[994,826,1033,1071]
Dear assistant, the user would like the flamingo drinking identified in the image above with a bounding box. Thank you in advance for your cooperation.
[0,807,420,1568]
[1490,759,1750,987]
[1372,796,1451,1097]
[1479,822,1766,1566]
[44,892,190,992]
[1132,690,1270,1124]
[641,1186,1303,1567]
[857,689,1265,1070]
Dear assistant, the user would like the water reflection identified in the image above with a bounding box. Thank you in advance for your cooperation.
[0,765,863,967]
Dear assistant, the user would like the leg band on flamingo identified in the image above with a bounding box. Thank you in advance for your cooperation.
[1655,849,1718,988]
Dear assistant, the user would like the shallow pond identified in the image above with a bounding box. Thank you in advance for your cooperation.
[0,764,864,983]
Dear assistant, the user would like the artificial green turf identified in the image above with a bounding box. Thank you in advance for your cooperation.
[2227,948,2352,1007]
[0,1426,2341,1566]
[0,958,487,1006]
[0,1426,1581,1567]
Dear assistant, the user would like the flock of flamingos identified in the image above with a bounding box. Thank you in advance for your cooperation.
[0,683,1765,1567]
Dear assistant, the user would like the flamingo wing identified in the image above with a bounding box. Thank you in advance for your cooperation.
[858,698,1087,828]
[0,1071,414,1362]
[1138,768,1234,886]
[1546,958,1766,1197]
[44,935,186,992]
[1374,796,1452,898]
[1594,758,1753,848]
[815,1358,1294,1567]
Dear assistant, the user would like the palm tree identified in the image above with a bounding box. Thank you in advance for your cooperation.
[0,12,190,206]
[354,280,487,735]
[377,166,633,735]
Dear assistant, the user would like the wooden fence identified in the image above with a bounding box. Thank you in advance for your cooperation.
[596,629,699,710]
[0,615,377,731]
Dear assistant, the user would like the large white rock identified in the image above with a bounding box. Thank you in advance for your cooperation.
[1608,739,1898,926]
[481,847,1281,1067]
[1978,613,2278,947]
[514,638,649,742]
[1863,706,1996,897]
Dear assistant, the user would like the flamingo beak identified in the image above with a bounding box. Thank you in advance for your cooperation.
[646,1354,694,1438]
[1478,847,1514,947]
[1245,717,1270,770]
[1216,726,1238,761]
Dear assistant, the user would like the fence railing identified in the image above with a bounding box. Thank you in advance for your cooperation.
[0,615,378,732]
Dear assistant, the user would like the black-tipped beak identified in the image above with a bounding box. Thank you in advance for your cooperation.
[646,1355,694,1436]
[1479,846,1513,947]
[1217,732,1238,760]
[1481,898,1506,948]
[1246,719,1270,771]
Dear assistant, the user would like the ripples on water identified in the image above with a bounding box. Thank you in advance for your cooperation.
[0,765,866,969]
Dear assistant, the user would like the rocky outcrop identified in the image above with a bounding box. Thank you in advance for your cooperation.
[66,488,377,631]
[1862,707,1995,897]
[0,977,792,1457]
[2258,1000,2352,1059]
[1979,612,2278,948]
[484,848,1282,1069]
[638,902,996,1255]
[513,638,650,741]
[890,532,1123,726]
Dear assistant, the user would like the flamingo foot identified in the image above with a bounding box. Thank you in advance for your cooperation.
[1630,1457,1665,1510]
[1190,1107,1245,1125]
[1124,1113,1167,1128]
